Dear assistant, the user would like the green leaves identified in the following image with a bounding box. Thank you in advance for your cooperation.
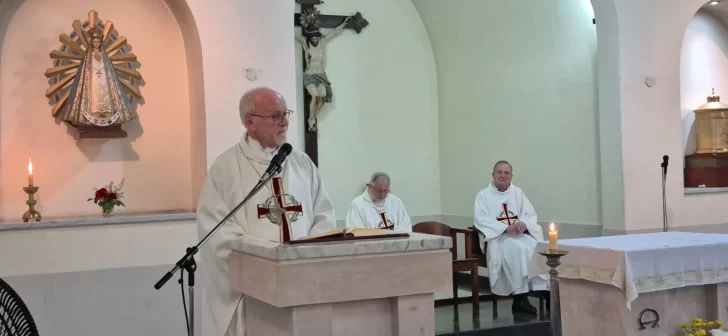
[89,179,126,213]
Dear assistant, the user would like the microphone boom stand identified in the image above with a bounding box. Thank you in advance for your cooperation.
[154,166,281,336]
[661,163,668,232]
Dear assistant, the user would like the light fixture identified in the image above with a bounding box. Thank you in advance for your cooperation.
[711,0,720,5]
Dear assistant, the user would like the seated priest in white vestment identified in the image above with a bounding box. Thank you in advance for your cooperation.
[473,160,549,316]
[345,172,412,232]
[196,87,336,336]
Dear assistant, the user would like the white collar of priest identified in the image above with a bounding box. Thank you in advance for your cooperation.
[244,133,278,154]
[489,181,512,194]
[363,190,386,207]
[239,133,283,167]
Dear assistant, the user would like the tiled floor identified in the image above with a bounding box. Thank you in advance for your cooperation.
[435,297,550,336]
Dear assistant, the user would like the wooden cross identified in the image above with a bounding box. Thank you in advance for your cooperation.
[496,203,519,225]
[379,212,394,230]
[294,0,368,167]
[257,177,304,243]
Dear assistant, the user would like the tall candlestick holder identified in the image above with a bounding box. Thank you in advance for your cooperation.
[538,249,568,336]
[22,184,41,222]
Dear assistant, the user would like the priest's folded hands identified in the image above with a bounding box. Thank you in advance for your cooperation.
[507,220,528,234]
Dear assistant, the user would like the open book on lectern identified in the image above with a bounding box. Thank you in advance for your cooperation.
[286,227,409,245]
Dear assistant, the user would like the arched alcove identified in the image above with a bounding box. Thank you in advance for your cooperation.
[0,0,206,220]
[681,1,728,189]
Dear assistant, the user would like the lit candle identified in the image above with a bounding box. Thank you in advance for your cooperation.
[548,222,558,251]
[28,158,33,186]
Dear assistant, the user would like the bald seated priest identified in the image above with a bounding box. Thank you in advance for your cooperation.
[473,160,549,316]
[196,86,337,336]
[345,172,412,232]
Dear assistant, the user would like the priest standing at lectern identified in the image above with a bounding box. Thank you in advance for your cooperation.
[196,86,336,336]
[473,160,549,316]
[345,172,412,232]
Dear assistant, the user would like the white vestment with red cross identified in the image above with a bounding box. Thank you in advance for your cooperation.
[195,135,336,336]
[256,177,305,243]
[344,191,412,232]
[473,182,549,296]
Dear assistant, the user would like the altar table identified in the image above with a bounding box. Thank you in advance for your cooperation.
[229,232,452,336]
[530,232,728,336]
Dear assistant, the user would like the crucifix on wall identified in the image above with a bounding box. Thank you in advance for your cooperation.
[294,0,368,166]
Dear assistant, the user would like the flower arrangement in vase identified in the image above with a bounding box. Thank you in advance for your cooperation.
[679,318,728,336]
[88,178,126,217]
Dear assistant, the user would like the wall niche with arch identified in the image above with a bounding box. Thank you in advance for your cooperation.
[681,0,728,190]
[0,0,206,221]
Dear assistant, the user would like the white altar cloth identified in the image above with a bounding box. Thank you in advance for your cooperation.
[529,232,728,308]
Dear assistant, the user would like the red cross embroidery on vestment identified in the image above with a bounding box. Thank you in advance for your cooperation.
[496,203,518,225]
[257,177,303,243]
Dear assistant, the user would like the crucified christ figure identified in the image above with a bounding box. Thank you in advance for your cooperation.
[295,16,351,132]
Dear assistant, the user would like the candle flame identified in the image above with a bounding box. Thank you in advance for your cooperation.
[28,158,33,174]
[549,222,555,232]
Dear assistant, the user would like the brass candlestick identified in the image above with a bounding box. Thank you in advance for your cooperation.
[538,249,568,336]
[22,185,41,222]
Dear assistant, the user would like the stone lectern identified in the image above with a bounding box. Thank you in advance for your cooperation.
[228,232,452,336]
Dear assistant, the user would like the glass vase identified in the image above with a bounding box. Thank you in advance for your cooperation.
[102,207,114,217]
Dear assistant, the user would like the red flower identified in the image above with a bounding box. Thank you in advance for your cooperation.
[108,193,117,200]
[95,188,108,199]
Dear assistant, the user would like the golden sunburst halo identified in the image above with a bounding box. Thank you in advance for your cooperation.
[45,10,142,118]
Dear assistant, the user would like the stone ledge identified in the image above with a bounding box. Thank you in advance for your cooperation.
[685,187,728,195]
[0,211,196,231]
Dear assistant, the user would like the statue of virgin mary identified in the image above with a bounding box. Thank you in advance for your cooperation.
[61,26,136,127]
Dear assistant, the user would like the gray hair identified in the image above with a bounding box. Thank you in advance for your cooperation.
[369,172,390,184]
[239,86,275,122]
[492,160,512,173]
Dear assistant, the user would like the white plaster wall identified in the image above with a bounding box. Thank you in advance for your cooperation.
[187,0,299,166]
[591,0,624,232]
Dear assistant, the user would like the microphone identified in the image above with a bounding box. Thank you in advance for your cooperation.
[661,155,669,232]
[260,143,292,181]
[661,155,669,176]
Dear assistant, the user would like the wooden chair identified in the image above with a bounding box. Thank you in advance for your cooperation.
[467,225,545,316]
[412,221,480,309]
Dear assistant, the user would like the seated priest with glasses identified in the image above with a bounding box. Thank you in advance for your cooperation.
[473,160,549,316]
[345,172,412,232]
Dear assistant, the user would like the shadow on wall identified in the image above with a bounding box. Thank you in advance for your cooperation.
[163,0,208,205]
